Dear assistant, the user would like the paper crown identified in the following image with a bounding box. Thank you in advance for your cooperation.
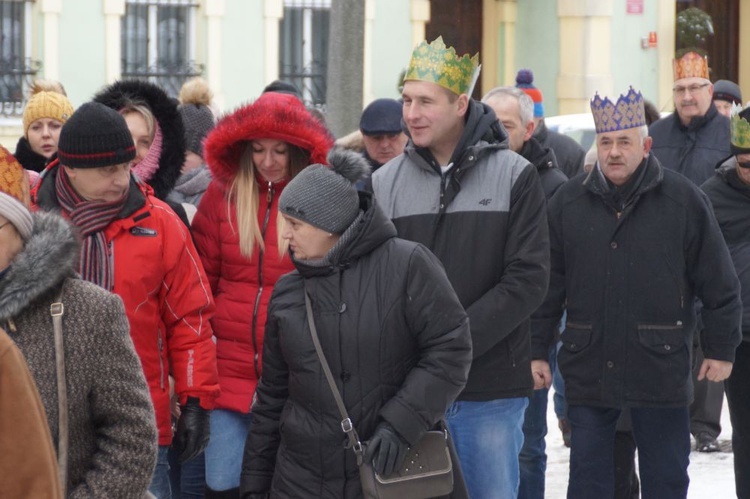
[590,87,646,133]
[404,36,481,95]
[673,51,709,80]
[730,103,750,153]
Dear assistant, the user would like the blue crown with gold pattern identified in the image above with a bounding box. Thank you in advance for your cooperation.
[404,36,481,95]
[590,87,646,133]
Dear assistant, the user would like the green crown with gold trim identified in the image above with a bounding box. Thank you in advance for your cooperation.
[730,103,750,151]
[404,36,480,95]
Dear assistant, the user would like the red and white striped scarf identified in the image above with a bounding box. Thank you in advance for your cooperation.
[55,168,128,291]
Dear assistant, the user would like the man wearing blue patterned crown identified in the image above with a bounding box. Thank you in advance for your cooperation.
[372,36,550,499]
[531,87,741,499]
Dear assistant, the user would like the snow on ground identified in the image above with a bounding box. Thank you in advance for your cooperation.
[544,394,735,498]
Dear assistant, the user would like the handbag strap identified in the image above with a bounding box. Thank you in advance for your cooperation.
[304,284,364,464]
[51,292,68,497]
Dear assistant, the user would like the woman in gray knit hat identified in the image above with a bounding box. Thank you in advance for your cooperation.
[239,149,472,499]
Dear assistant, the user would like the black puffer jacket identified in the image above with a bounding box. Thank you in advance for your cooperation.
[649,105,730,186]
[241,193,472,498]
[520,136,567,199]
[534,119,586,179]
[702,158,750,342]
[533,154,741,408]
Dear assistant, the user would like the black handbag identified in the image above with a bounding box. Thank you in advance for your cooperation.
[304,287,454,499]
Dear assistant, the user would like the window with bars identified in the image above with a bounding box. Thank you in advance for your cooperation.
[121,0,201,97]
[0,0,39,117]
[279,0,330,108]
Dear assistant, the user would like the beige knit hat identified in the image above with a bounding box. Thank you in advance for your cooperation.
[23,80,74,138]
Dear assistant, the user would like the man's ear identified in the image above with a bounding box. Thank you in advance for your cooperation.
[62,165,76,180]
[457,94,470,117]
[523,120,536,142]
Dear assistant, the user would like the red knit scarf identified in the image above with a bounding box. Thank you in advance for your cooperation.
[55,168,128,291]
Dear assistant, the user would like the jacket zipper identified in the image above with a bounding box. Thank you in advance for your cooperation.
[565,321,593,330]
[250,181,274,381]
[158,329,165,390]
[636,322,683,330]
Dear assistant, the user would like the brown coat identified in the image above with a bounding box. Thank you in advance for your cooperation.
[0,328,62,499]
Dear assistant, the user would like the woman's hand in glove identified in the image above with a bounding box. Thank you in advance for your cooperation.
[363,421,409,476]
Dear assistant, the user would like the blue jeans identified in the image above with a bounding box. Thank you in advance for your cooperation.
[518,388,548,499]
[149,446,172,499]
[567,405,690,499]
[204,409,253,491]
[168,448,205,498]
[446,398,528,499]
[552,340,567,420]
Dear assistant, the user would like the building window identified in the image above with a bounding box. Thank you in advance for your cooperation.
[0,0,39,117]
[122,0,201,97]
[280,0,330,108]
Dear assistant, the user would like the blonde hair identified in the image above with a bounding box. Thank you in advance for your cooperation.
[119,103,156,142]
[228,141,311,258]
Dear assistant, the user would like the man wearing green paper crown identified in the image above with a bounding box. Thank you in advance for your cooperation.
[372,36,550,499]
[532,87,741,499]
[701,103,750,498]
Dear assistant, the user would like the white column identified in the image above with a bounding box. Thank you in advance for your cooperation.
[556,0,614,114]
[40,0,62,81]
[204,0,225,110]
[103,0,126,83]
[410,0,430,49]
[362,0,374,105]
[264,0,283,86]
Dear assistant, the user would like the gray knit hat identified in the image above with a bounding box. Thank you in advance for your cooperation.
[179,103,215,157]
[279,149,369,234]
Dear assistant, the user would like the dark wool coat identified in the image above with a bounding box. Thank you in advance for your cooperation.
[373,100,550,402]
[3,212,157,497]
[241,194,472,498]
[520,136,568,199]
[532,154,742,408]
[702,158,750,342]
[649,105,731,186]
[534,119,586,179]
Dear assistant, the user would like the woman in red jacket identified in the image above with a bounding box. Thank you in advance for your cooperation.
[192,91,333,497]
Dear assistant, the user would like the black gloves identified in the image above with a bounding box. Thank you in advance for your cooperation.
[363,422,409,476]
[173,397,210,463]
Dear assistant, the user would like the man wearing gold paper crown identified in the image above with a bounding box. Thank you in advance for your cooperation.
[372,37,550,499]
[531,87,741,499]
[649,51,730,185]
[650,51,730,455]
[701,104,750,498]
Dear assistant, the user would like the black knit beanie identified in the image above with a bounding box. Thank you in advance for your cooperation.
[179,103,215,157]
[279,149,369,234]
[57,102,136,168]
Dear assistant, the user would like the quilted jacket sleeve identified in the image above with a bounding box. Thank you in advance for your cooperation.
[191,181,224,294]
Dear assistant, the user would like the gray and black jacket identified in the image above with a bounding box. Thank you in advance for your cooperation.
[372,100,550,401]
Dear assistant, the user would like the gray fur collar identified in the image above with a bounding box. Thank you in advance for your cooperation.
[0,212,79,320]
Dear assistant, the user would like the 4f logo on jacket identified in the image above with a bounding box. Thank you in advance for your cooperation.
[479,198,492,206]
[130,227,158,237]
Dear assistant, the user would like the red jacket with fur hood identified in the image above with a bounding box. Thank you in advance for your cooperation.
[192,92,333,413]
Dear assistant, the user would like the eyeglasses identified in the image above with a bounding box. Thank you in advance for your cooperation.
[672,83,710,95]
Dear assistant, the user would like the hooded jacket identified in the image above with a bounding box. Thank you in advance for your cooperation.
[649,105,730,186]
[534,119,586,179]
[702,157,750,342]
[241,193,471,498]
[372,99,550,401]
[533,154,741,408]
[34,166,219,445]
[93,80,189,227]
[2,212,157,496]
[520,136,568,199]
[192,92,333,413]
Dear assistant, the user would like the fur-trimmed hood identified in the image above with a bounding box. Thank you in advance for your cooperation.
[204,92,334,186]
[0,211,78,319]
[93,80,186,200]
